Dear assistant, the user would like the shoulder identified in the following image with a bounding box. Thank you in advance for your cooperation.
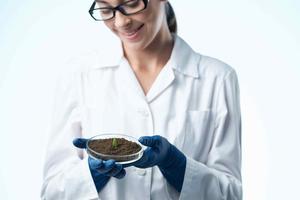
[54,52,95,89]
[58,49,119,80]
[197,54,236,81]
[175,35,236,80]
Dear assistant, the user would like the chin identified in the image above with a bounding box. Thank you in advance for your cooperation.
[123,41,144,51]
[122,37,149,51]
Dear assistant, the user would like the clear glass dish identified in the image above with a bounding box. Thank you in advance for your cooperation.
[86,134,144,164]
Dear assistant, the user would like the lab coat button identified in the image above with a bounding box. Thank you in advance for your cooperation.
[137,108,149,117]
[134,168,147,176]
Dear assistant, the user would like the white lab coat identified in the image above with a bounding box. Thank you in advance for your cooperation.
[41,34,242,200]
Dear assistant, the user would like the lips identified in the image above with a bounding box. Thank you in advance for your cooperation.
[119,24,144,40]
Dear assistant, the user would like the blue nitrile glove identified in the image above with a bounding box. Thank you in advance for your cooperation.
[132,135,186,192]
[73,138,126,192]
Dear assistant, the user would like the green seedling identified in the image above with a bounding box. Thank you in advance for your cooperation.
[112,138,118,149]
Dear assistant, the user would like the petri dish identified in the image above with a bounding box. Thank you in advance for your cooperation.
[86,134,144,164]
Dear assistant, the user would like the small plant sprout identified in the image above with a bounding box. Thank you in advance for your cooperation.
[112,138,118,149]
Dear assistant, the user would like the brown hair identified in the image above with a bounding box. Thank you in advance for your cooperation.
[165,2,177,34]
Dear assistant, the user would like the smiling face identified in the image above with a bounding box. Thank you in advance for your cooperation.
[98,0,169,51]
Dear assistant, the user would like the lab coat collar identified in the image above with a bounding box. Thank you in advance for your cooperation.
[168,34,200,78]
[91,34,201,78]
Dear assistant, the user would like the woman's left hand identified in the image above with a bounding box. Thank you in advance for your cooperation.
[131,135,187,192]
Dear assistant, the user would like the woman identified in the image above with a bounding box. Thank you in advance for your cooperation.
[41,0,242,199]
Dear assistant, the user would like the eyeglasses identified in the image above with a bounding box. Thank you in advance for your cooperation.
[89,0,149,21]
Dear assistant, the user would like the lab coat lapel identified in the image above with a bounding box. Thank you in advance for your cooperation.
[146,34,200,102]
[114,56,176,103]
[146,62,175,102]
[116,58,146,100]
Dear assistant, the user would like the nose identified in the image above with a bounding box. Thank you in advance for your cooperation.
[114,11,132,28]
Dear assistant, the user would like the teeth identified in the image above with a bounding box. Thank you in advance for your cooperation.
[124,29,138,36]
[122,25,142,37]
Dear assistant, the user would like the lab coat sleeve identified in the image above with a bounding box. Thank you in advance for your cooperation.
[179,70,242,200]
[40,71,99,200]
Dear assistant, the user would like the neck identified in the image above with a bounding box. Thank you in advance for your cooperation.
[123,29,174,73]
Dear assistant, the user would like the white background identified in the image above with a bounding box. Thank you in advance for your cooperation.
[0,0,299,199]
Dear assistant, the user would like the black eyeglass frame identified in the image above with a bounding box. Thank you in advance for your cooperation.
[89,0,149,21]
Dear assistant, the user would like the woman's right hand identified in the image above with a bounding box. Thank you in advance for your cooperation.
[73,138,126,192]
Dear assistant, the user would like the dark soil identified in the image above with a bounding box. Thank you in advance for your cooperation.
[88,138,142,162]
